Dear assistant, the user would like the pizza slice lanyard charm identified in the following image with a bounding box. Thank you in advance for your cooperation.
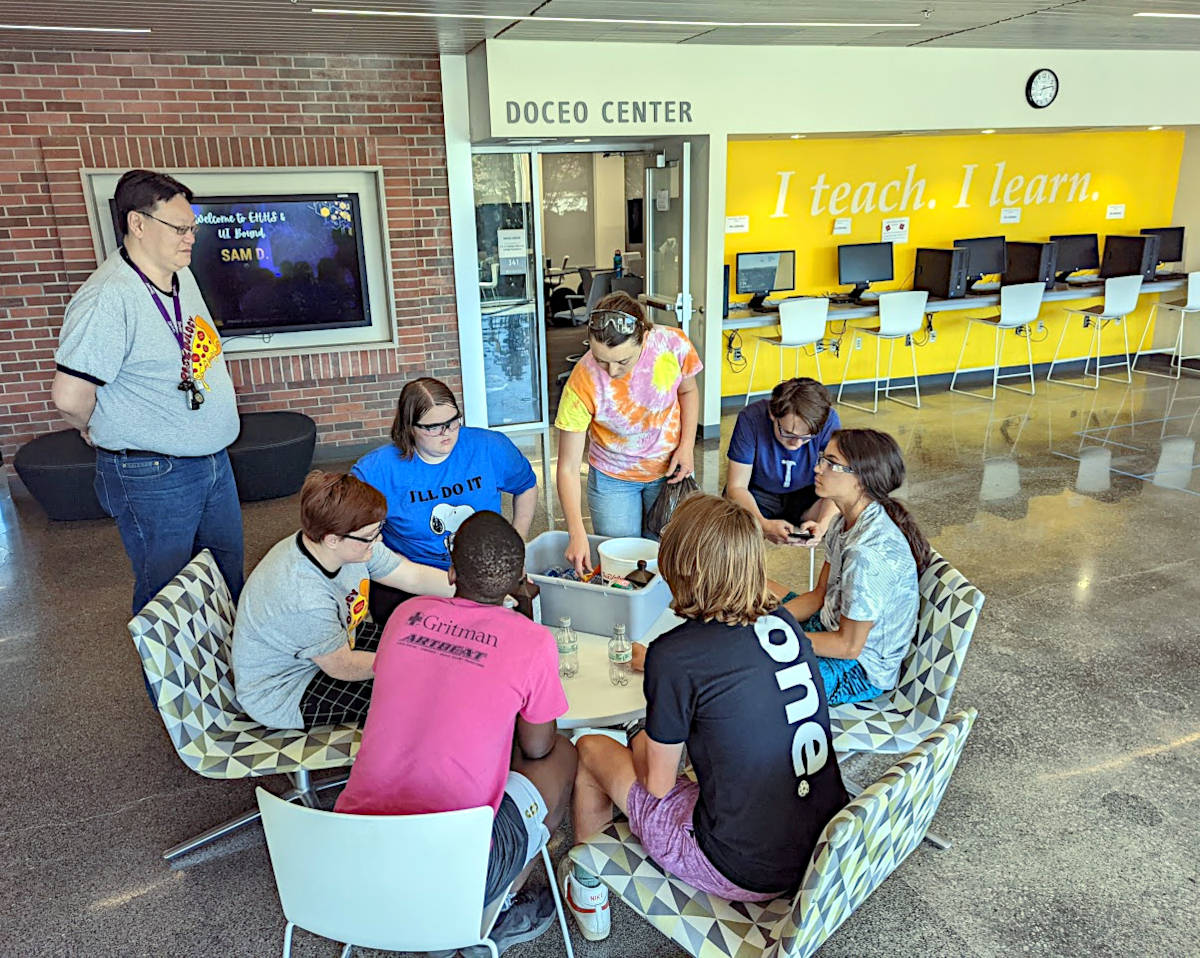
[128,260,206,411]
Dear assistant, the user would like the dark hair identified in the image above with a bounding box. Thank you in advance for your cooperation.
[114,169,193,240]
[832,428,932,573]
[588,291,653,348]
[299,471,387,541]
[450,511,525,603]
[390,377,460,459]
[768,378,833,435]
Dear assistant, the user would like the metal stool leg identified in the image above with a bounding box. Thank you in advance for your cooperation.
[949,320,974,395]
[745,338,763,406]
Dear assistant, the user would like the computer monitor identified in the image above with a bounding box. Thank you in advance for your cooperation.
[1049,233,1100,282]
[735,250,795,311]
[953,236,1006,285]
[837,242,894,301]
[1140,226,1184,264]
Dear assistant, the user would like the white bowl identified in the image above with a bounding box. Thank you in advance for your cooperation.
[597,537,659,579]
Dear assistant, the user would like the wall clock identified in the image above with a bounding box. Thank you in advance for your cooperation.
[1026,69,1059,109]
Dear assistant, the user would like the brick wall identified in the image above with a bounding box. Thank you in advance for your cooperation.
[0,48,460,471]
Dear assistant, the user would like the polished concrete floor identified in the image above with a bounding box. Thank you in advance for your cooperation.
[2,365,1198,958]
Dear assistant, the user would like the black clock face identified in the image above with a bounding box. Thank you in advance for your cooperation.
[1027,69,1058,109]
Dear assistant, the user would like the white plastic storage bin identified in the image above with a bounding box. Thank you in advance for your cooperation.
[525,531,672,642]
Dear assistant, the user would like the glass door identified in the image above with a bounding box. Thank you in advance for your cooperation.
[472,153,545,428]
[644,142,692,337]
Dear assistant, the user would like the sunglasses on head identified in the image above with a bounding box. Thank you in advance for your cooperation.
[588,309,639,336]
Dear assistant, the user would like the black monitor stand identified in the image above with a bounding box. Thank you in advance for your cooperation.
[747,292,769,312]
[846,283,870,303]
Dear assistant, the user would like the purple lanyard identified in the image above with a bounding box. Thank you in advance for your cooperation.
[126,258,187,353]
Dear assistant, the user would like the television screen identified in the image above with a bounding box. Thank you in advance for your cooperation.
[111,193,372,336]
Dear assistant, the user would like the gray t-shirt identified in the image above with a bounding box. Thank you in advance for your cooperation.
[55,249,239,456]
[820,501,919,691]
[232,533,403,729]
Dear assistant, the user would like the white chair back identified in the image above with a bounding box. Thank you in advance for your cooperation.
[778,297,829,346]
[1186,271,1200,310]
[257,789,494,953]
[1101,274,1143,317]
[877,290,928,337]
[997,282,1045,327]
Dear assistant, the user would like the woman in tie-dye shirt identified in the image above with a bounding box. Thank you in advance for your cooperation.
[554,292,703,575]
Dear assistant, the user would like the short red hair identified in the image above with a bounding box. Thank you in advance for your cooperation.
[299,471,387,540]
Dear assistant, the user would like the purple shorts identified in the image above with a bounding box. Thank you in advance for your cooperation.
[625,777,781,902]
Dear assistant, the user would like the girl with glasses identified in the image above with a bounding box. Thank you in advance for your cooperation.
[776,428,931,706]
[352,377,538,625]
[555,291,703,575]
[725,377,843,547]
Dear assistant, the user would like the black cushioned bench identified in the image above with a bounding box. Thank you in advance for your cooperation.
[14,411,317,519]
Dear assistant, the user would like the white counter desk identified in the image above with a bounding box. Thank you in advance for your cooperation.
[723,278,1186,331]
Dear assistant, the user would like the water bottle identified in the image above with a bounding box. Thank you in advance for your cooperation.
[556,617,579,679]
[608,623,632,686]
[613,249,623,277]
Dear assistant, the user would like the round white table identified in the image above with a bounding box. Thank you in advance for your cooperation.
[555,607,683,729]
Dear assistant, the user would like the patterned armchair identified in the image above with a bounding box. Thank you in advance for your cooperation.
[128,549,361,860]
[831,552,985,756]
[569,709,977,958]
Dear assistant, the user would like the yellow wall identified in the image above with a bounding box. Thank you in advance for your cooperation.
[723,130,1185,397]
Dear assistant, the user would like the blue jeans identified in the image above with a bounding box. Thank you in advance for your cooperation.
[95,449,245,615]
[795,611,885,706]
[587,468,667,538]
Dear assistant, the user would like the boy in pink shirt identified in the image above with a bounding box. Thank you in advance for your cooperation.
[336,510,576,954]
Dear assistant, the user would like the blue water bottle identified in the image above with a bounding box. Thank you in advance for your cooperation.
[613,249,623,278]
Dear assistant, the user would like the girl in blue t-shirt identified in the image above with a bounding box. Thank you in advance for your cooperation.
[779,428,930,706]
[352,377,538,624]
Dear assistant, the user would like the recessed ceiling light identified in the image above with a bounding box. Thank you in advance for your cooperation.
[1148,125,1164,130]
[981,129,996,134]
[311,8,922,28]
[0,22,150,33]
[789,134,805,139]
[1133,11,1200,19]
[573,138,591,143]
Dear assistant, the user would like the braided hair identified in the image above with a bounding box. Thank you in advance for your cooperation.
[832,428,931,573]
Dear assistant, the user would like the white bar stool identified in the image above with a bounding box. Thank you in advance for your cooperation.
[838,290,929,413]
[949,282,1044,400]
[744,297,829,405]
[1047,274,1142,390]
[1132,271,1200,380]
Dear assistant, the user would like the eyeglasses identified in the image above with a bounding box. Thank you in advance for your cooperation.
[588,309,639,337]
[343,524,384,544]
[773,420,815,443]
[816,454,855,474]
[139,210,200,236]
[413,413,462,436]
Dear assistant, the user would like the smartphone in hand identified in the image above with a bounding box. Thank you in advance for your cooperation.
[787,529,814,542]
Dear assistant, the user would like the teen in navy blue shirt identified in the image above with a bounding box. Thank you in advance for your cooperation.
[726,378,841,546]
[353,378,537,623]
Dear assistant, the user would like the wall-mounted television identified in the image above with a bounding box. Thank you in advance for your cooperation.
[110,193,372,337]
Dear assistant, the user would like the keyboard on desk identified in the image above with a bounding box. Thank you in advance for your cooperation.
[1155,271,1188,281]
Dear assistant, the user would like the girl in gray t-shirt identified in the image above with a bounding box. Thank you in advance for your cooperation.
[781,428,931,705]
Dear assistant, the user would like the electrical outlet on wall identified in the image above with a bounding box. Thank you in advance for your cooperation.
[855,336,864,350]
[732,347,743,362]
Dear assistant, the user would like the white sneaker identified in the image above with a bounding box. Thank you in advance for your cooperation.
[557,854,611,941]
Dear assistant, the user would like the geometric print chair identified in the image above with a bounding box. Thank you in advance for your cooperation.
[128,549,362,861]
[568,709,977,958]
[830,551,985,757]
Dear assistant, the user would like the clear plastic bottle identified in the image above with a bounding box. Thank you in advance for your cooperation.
[608,622,632,686]
[556,616,579,679]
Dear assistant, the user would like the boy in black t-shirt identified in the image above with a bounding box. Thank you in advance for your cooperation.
[560,494,849,942]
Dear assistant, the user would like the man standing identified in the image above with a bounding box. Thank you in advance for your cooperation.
[52,169,243,613]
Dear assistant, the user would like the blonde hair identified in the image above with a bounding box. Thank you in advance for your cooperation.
[658,493,778,627]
